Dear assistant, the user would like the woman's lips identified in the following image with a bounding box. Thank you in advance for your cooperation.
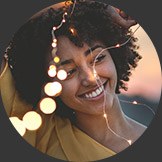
[78,81,108,101]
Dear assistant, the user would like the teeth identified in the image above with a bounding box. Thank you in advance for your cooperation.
[84,85,104,99]
[96,89,100,95]
[92,92,97,97]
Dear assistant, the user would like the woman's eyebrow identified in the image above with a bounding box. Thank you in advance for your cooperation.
[84,45,104,56]
[60,59,73,66]
[60,45,104,66]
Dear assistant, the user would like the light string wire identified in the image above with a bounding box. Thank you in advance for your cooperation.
[8,0,154,140]
[51,0,146,146]
[119,99,156,115]
[91,24,155,145]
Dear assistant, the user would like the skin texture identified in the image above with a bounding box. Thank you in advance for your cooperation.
[0,1,145,154]
[54,36,146,153]
[57,36,117,116]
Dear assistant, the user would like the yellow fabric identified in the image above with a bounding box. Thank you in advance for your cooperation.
[0,61,116,161]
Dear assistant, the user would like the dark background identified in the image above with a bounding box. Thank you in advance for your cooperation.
[0,0,162,162]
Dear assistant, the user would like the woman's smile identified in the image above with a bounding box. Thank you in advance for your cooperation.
[77,80,108,101]
[57,36,117,115]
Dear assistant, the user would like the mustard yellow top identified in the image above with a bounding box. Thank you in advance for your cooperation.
[0,61,116,161]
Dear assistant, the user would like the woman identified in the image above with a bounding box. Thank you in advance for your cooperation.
[0,0,146,161]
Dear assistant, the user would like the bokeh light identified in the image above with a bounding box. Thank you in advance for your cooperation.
[22,111,42,131]
[40,97,56,114]
[54,56,60,63]
[52,42,57,48]
[44,81,62,96]
[57,69,67,80]
[48,65,57,77]
[9,117,26,136]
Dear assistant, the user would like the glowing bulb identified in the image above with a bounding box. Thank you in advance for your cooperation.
[57,69,67,80]
[64,12,68,15]
[115,44,120,48]
[103,113,107,118]
[127,140,132,145]
[48,65,57,77]
[133,101,138,104]
[52,42,57,48]
[53,38,57,43]
[44,82,58,96]
[52,81,62,96]
[44,82,62,97]
[40,97,56,114]
[53,56,60,63]
[22,111,42,131]
[93,69,97,78]
[53,27,57,30]
[9,117,26,136]
[70,28,75,34]
[62,19,66,23]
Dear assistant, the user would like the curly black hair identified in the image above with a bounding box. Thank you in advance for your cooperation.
[6,0,141,120]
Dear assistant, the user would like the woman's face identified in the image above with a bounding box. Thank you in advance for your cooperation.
[55,36,117,116]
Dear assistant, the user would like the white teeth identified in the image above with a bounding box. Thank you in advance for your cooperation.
[84,85,105,99]
[92,92,97,97]
[96,89,100,95]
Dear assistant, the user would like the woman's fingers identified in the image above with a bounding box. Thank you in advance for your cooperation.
[108,5,137,28]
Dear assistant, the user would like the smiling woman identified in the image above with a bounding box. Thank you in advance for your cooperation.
[0,0,147,161]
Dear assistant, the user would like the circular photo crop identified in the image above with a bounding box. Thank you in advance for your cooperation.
[0,0,161,161]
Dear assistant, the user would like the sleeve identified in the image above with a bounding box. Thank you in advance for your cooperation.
[0,60,37,147]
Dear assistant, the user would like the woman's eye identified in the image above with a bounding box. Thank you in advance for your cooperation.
[93,54,106,64]
[67,68,77,77]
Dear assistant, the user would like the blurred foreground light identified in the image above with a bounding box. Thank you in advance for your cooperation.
[9,117,26,136]
[40,97,56,114]
[133,101,138,105]
[44,81,62,96]
[103,113,107,118]
[57,69,67,80]
[48,65,57,77]
[127,140,132,145]
[54,56,60,63]
[52,42,57,48]
[22,111,42,131]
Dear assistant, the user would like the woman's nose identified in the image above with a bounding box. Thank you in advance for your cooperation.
[79,67,97,87]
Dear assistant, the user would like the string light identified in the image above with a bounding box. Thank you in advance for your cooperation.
[90,25,142,146]
[120,99,155,115]
[115,44,120,48]
[52,42,57,48]
[22,111,42,131]
[9,0,151,146]
[44,82,62,97]
[9,117,26,136]
[133,101,138,104]
[53,56,60,63]
[57,69,68,80]
[103,113,107,118]
[48,65,57,77]
[40,97,56,114]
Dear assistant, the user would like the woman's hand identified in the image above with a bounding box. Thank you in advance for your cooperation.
[107,5,137,28]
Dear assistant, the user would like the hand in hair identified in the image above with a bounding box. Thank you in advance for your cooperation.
[107,5,137,28]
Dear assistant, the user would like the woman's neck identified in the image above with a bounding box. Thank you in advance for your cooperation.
[75,96,131,147]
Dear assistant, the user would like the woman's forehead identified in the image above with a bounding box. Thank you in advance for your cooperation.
[56,36,104,59]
